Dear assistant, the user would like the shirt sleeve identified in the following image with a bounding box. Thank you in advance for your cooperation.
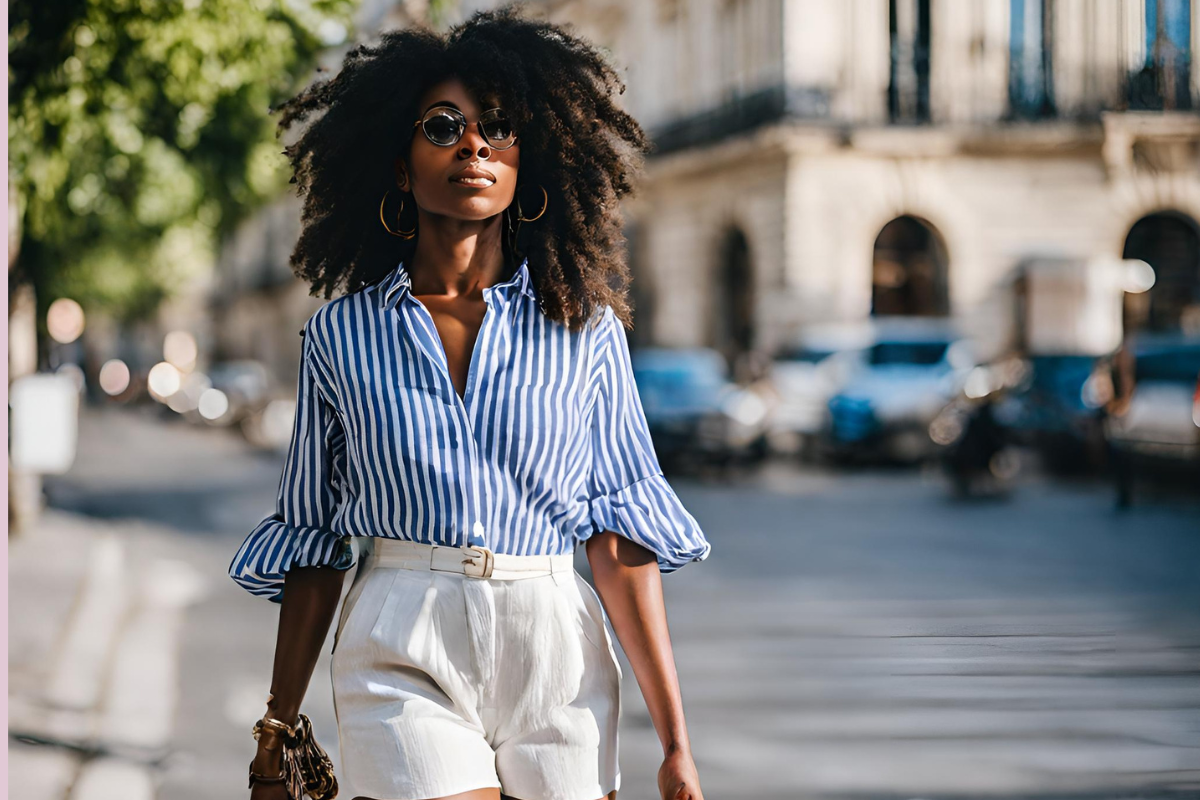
[228,319,355,603]
[585,306,713,573]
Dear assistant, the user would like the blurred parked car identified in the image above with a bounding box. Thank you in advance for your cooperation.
[767,323,870,460]
[631,347,769,470]
[1105,333,1200,508]
[184,359,274,427]
[1000,353,1112,473]
[824,318,975,464]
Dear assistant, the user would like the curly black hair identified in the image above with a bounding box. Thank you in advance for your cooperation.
[272,3,651,332]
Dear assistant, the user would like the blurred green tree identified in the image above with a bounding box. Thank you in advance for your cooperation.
[8,0,358,326]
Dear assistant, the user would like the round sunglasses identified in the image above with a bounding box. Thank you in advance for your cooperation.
[412,105,517,150]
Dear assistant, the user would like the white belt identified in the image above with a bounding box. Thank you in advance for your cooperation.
[360,537,574,580]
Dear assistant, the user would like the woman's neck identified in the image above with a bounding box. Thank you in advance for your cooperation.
[407,213,509,300]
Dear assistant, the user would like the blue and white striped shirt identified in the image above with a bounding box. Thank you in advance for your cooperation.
[229,257,712,602]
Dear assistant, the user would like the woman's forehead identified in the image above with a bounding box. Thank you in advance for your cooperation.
[418,76,503,112]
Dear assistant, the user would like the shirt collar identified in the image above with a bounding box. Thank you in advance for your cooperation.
[380,256,535,311]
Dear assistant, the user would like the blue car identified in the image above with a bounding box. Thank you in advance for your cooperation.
[1000,354,1112,472]
[824,319,973,463]
[631,347,769,468]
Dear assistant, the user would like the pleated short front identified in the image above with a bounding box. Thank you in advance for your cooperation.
[329,541,623,800]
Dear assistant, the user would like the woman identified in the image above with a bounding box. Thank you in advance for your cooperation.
[230,8,712,800]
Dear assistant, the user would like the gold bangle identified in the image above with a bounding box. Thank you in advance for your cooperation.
[253,716,297,741]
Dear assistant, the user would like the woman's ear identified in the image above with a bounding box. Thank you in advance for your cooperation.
[393,156,410,192]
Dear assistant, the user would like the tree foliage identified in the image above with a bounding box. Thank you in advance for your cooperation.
[9,0,356,323]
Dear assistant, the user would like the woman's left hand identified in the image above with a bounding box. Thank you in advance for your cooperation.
[658,747,704,800]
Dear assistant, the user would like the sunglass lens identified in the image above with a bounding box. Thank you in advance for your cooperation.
[423,112,463,146]
[480,110,515,147]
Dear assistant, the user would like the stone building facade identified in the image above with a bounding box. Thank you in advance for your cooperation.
[216,0,1200,382]
[458,0,1200,369]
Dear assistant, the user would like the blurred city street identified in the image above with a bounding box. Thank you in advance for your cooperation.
[11,1,1200,799]
[9,403,1199,800]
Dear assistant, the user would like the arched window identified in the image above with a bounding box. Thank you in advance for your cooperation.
[1123,211,1200,331]
[711,227,755,368]
[871,215,950,316]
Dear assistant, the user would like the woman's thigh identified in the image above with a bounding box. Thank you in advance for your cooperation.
[349,792,616,800]
[350,790,501,800]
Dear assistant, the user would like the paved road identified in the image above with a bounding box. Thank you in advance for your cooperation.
[10,403,1200,800]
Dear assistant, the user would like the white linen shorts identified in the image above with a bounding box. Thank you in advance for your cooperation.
[329,537,623,800]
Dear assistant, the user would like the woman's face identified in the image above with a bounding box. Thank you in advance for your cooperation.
[395,77,520,223]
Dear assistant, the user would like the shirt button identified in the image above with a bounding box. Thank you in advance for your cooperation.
[472,521,485,537]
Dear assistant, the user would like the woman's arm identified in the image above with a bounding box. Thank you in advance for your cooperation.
[249,564,346,799]
[585,530,705,800]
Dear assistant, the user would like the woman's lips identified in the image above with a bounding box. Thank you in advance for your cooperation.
[450,176,496,187]
[450,165,496,187]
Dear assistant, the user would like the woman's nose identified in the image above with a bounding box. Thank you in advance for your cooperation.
[458,127,491,160]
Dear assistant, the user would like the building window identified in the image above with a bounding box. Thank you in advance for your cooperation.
[656,0,689,120]
[1009,0,1055,118]
[719,0,747,100]
[871,216,950,317]
[1129,0,1193,110]
[888,0,931,122]
[718,0,779,102]
[711,228,755,371]
[1123,211,1200,332]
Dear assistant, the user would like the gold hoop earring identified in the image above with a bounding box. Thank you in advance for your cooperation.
[380,190,417,239]
[516,184,548,223]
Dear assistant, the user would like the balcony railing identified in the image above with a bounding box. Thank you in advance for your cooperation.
[643,64,1198,157]
[648,83,830,156]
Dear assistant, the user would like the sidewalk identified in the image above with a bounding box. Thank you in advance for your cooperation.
[9,404,350,800]
[9,508,208,800]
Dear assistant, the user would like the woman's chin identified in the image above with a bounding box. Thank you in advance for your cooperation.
[430,201,508,223]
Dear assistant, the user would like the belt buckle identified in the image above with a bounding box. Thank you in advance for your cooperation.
[461,546,495,579]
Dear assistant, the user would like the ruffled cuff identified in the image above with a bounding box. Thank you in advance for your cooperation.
[588,473,713,573]
[228,515,355,603]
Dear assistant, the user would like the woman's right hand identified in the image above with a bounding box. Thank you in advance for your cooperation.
[250,782,289,800]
